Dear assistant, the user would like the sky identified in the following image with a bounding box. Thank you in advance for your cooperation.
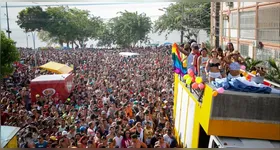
[0,2,208,48]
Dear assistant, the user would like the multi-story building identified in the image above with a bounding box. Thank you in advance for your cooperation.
[210,2,280,65]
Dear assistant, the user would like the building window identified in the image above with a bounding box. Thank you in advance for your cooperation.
[230,12,238,38]
[256,47,280,67]
[223,19,228,37]
[230,12,238,29]
[258,5,280,44]
[240,11,256,39]
[239,44,249,58]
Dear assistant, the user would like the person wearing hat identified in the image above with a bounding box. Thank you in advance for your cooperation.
[187,43,200,75]
[59,131,71,148]
[197,48,209,82]
[35,135,48,148]
[205,49,222,82]
[224,50,245,79]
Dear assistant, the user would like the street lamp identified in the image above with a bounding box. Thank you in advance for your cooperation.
[30,31,37,66]
[26,33,30,48]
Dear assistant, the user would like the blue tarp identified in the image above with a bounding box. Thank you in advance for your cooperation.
[212,77,272,94]
[163,42,172,46]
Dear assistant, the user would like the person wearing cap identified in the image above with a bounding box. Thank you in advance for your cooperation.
[197,48,209,82]
[59,131,70,148]
[224,50,245,79]
[205,49,223,82]
[35,135,48,148]
[130,134,147,148]
[187,43,200,75]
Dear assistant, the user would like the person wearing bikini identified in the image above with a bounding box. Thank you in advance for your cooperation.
[205,49,222,82]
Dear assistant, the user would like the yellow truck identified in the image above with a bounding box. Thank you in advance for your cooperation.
[173,74,280,148]
[1,126,20,148]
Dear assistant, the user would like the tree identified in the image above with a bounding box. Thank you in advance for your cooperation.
[110,11,152,47]
[97,23,115,48]
[17,6,104,48]
[37,30,60,46]
[266,59,280,84]
[16,6,49,32]
[154,2,210,43]
[244,57,263,71]
[1,31,20,78]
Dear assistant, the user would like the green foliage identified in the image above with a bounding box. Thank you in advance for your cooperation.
[109,11,152,47]
[17,6,152,48]
[17,6,103,48]
[16,6,49,32]
[244,57,263,71]
[265,58,280,84]
[97,23,115,48]
[154,2,210,41]
[1,31,20,78]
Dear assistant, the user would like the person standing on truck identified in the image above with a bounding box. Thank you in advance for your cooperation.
[197,48,209,82]
[187,43,200,75]
[205,49,222,82]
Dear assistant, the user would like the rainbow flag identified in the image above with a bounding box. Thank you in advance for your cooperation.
[172,43,187,76]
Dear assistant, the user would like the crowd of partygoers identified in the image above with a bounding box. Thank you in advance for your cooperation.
[1,40,268,148]
[1,46,179,148]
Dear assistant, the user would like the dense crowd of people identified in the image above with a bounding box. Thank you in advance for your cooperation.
[1,40,270,148]
[1,46,179,148]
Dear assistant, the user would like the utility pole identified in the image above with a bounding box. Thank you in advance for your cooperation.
[31,31,37,66]
[26,33,30,48]
[5,2,11,38]
[180,4,184,44]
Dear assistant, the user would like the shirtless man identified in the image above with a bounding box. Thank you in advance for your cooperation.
[59,131,70,148]
[130,134,147,148]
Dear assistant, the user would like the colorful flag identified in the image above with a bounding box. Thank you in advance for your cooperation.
[172,43,187,76]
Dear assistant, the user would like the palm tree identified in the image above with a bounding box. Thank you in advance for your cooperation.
[244,57,263,71]
[266,58,280,84]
